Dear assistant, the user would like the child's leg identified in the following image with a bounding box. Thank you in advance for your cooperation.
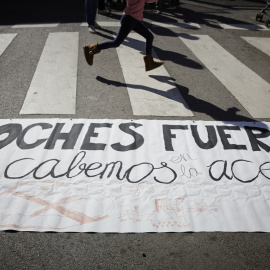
[133,22,163,71]
[98,15,138,50]
[132,22,154,55]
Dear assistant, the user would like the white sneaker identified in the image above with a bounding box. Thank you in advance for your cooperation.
[88,25,96,34]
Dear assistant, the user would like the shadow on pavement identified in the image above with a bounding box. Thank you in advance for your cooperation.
[96,75,267,126]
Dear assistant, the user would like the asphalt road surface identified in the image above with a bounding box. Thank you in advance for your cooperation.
[0,0,270,269]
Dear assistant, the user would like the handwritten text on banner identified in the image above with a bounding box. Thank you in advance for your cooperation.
[0,119,269,232]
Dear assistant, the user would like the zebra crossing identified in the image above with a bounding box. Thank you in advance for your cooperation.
[20,32,79,114]
[0,33,17,55]
[10,21,270,30]
[241,37,270,57]
[116,33,193,116]
[12,23,60,28]
[0,21,270,118]
[179,34,270,118]
[218,23,269,31]
[80,21,201,29]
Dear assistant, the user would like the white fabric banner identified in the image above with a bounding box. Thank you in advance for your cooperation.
[0,119,269,232]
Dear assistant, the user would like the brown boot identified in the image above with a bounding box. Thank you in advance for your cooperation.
[83,43,101,66]
[143,55,164,72]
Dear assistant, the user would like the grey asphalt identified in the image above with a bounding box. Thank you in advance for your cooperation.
[0,0,270,269]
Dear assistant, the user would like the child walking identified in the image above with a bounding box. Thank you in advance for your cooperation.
[83,0,164,72]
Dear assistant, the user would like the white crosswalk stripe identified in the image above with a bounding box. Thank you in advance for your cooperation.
[241,37,270,57]
[12,23,59,28]
[81,21,200,29]
[116,33,193,116]
[81,22,120,27]
[218,23,269,30]
[179,34,270,118]
[0,34,17,56]
[20,32,79,115]
[151,22,200,29]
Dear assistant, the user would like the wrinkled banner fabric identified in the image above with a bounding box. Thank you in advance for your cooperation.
[0,119,270,232]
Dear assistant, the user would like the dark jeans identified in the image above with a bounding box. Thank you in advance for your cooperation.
[85,0,98,26]
[98,15,154,55]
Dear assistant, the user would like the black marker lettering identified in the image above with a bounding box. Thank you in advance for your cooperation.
[111,123,144,151]
[163,125,188,151]
[81,123,112,150]
[45,123,84,150]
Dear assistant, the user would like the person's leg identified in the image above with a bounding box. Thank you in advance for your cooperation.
[85,0,98,26]
[133,22,164,71]
[132,21,154,55]
[98,15,137,50]
[84,15,137,66]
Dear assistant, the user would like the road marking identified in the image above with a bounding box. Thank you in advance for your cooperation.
[81,22,120,27]
[0,34,17,56]
[116,33,193,116]
[20,32,78,115]
[151,22,200,29]
[184,0,225,9]
[242,37,270,57]
[218,23,269,30]
[81,21,200,29]
[179,34,270,118]
[12,23,59,28]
